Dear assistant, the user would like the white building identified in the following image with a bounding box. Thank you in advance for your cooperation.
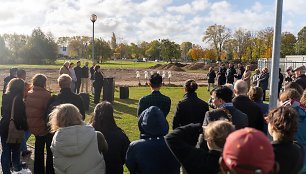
[58,46,68,56]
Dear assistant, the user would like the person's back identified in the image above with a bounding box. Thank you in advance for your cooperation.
[126,106,179,174]
[173,80,209,129]
[233,95,264,132]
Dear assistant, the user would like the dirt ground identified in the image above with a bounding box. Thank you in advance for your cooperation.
[0,68,208,91]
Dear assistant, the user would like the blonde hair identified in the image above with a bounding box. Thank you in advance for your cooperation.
[58,74,72,89]
[246,65,251,71]
[204,120,235,148]
[48,104,83,132]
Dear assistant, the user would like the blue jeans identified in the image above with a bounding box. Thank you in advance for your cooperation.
[1,137,22,174]
[20,130,31,152]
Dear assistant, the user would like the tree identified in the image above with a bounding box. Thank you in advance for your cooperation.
[160,39,180,63]
[203,48,217,60]
[88,38,112,62]
[202,24,231,61]
[139,41,149,58]
[3,33,28,62]
[223,39,236,61]
[257,27,274,58]
[0,36,10,63]
[145,40,161,60]
[180,42,193,61]
[187,45,204,61]
[232,28,251,61]
[296,26,306,55]
[129,43,140,58]
[280,32,296,57]
[110,32,117,50]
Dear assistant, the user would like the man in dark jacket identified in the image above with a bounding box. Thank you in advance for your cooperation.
[81,62,89,93]
[173,80,209,129]
[294,65,306,90]
[278,68,284,96]
[126,106,180,174]
[137,73,171,117]
[203,86,248,130]
[258,67,269,101]
[47,74,85,119]
[2,67,18,94]
[235,63,245,80]
[74,61,82,94]
[217,64,227,86]
[90,62,96,94]
[226,63,236,84]
[233,80,265,132]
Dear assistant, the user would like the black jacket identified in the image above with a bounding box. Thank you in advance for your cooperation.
[173,92,209,129]
[47,88,85,119]
[217,67,226,85]
[3,75,15,93]
[93,71,104,88]
[258,72,269,90]
[165,123,221,174]
[0,93,28,140]
[226,67,236,84]
[207,71,216,83]
[90,66,95,80]
[203,106,248,130]
[81,66,89,78]
[74,66,82,81]
[294,74,306,90]
[272,141,304,174]
[232,95,265,132]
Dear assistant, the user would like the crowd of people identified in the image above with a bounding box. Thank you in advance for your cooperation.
[0,62,305,174]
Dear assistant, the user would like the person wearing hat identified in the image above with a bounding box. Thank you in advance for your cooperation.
[293,65,306,90]
[2,67,18,94]
[220,128,278,174]
[126,106,180,174]
[285,66,294,83]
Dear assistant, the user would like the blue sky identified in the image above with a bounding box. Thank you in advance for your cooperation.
[0,0,305,45]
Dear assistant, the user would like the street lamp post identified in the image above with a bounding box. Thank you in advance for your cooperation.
[90,14,97,64]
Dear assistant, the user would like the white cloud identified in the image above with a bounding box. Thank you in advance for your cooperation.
[284,0,306,15]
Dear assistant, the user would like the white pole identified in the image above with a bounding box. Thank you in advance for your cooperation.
[269,0,283,109]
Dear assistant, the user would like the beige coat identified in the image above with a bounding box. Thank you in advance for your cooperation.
[243,70,252,90]
[51,125,106,174]
[59,65,71,76]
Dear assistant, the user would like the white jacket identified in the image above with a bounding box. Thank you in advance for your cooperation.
[51,125,105,174]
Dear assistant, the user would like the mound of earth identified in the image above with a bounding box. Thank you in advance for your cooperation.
[184,63,206,70]
[150,63,185,72]
[149,64,162,69]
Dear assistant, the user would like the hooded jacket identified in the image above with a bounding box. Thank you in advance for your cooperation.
[51,125,105,174]
[126,106,180,174]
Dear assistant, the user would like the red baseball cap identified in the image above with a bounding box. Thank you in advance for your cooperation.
[223,128,275,174]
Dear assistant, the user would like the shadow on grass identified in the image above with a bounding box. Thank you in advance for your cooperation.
[113,101,137,117]
[114,97,138,105]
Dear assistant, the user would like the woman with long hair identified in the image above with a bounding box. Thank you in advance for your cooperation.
[242,65,251,90]
[91,101,130,174]
[0,78,28,174]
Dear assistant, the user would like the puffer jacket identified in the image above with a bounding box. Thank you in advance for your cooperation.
[126,106,180,174]
[51,125,105,174]
[25,86,51,136]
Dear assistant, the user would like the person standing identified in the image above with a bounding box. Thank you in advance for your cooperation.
[207,67,216,91]
[81,62,89,93]
[285,67,294,84]
[235,63,245,80]
[59,61,71,76]
[242,65,251,90]
[217,64,226,86]
[69,62,77,93]
[0,78,28,174]
[226,63,236,84]
[173,80,209,129]
[294,65,306,90]
[25,74,54,174]
[91,102,130,174]
[137,73,171,117]
[90,62,96,94]
[278,68,284,96]
[251,69,260,86]
[258,67,269,101]
[74,61,82,94]
[3,67,18,94]
[93,65,104,104]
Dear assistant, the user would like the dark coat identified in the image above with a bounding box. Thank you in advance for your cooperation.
[3,75,15,93]
[294,74,306,90]
[207,70,216,83]
[272,141,304,174]
[126,106,180,174]
[235,66,245,79]
[93,71,104,88]
[90,66,95,80]
[226,67,236,84]
[233,95,265,132]
[47,88,85,119]
[74,66,82,81]
[137,91,171,117]
[0,93,28,140]
[99,128,130,174]
[217,67,226,86]
[173,92,209,129]
[258,72,269,90]
[165,123,221,174]
[203,106,248,130]
[81,66,89,78]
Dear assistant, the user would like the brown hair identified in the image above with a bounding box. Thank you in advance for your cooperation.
[254,69,260,75]
[48,104,83,132]
[279,89,302,102]
[32,74,47,88]
[6,78,25,96]
[266,106,298,141]
[184,79,198,93]
[248,86,264,102]
[204,120,235,148]
[285,82,304,95]
[301,90,306,107]
[57,74,72,89]
[245,65,251,71]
